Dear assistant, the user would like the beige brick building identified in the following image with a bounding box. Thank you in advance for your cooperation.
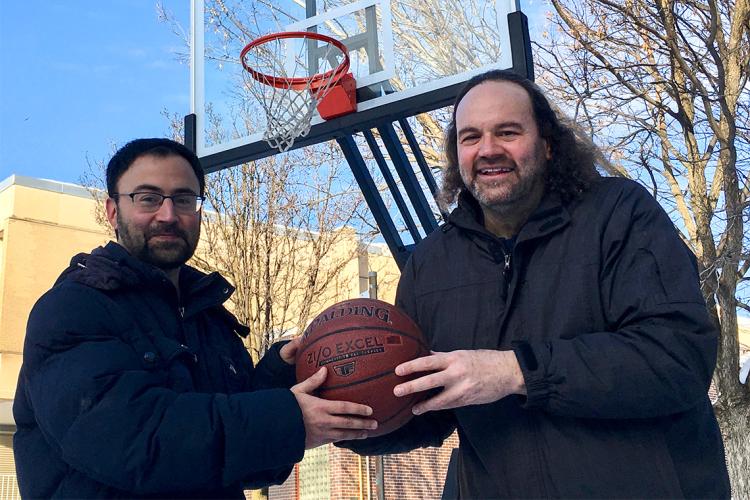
[0,176,115,499]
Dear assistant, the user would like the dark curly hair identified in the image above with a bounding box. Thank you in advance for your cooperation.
[438,70,601,211]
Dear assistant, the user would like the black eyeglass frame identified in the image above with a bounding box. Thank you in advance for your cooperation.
[112,191,206,213]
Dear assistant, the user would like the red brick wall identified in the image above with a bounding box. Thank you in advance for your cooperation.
[267,464,297,500]
[269,433,459,500]
[381,433,458,500]
[329,446,363,499]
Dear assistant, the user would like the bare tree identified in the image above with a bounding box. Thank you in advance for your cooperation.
[535,0,750,494]
[192,150,368,362]
[161,109,370,363]
[80,148,118,239]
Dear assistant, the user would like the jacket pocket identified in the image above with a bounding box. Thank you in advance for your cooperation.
[146,336,197,392]
[221,355,247,394]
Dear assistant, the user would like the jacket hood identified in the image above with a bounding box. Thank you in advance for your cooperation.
[57,242,150,290]
[56,242,226,297]
[58,242,237,318]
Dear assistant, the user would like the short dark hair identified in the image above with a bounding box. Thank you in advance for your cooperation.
[439,69,600,210]
[106,138,205,197]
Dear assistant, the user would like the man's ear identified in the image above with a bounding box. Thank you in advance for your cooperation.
[105,197,118,232]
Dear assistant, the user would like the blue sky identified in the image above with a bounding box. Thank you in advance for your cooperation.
[0,0,190,185]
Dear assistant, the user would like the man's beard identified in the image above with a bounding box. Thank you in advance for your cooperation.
[462,156,546,214]
[117,214,198,271]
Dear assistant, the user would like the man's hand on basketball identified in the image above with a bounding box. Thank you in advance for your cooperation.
[279,335,302,365]
[291,367,378,449]
[393,350,527,415]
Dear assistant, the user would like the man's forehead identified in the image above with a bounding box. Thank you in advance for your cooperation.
[456,80,534,122]
[117,154,200,192]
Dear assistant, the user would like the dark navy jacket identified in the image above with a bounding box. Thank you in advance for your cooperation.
[342,178,730,498]
[13,242,305,498]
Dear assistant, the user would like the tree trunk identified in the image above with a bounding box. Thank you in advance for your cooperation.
[715,399,750,498]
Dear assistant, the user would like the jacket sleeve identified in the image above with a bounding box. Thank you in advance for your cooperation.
[20,283,305,495]
[515,182,718,419]
[252,341,298,390]
[336,410,457,455]
[339,255,457,455]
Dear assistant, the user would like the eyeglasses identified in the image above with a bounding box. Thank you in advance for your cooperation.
[113,192,205,214]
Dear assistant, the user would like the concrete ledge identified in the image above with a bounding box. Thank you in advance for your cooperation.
[0,174,99,199]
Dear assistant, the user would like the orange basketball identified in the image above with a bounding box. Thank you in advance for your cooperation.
[295,298,430,437]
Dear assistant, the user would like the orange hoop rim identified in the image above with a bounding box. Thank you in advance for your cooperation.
[240,31,351,92]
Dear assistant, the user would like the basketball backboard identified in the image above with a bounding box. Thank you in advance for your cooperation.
[187,0,530,171]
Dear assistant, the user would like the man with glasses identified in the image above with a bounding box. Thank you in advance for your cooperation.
[13,138,376,498]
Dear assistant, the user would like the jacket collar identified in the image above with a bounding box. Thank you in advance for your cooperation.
[448,190,571,244]
[179,265,236,316]
[516,193,571,243]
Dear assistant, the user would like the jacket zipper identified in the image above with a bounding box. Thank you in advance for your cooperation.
[502,249,512,298]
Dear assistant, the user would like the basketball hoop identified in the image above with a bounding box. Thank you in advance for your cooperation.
[240,31,357,152]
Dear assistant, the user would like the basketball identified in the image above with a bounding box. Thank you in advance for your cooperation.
[295,298,429,437]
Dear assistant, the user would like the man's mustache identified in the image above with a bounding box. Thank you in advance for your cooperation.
[475,155,516,170]
[145,224,188,241]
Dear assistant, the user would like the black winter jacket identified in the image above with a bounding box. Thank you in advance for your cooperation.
[341,178,730,498]
[13,242,305,498]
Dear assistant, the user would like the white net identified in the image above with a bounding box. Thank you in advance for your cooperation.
[243,35,348,152]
